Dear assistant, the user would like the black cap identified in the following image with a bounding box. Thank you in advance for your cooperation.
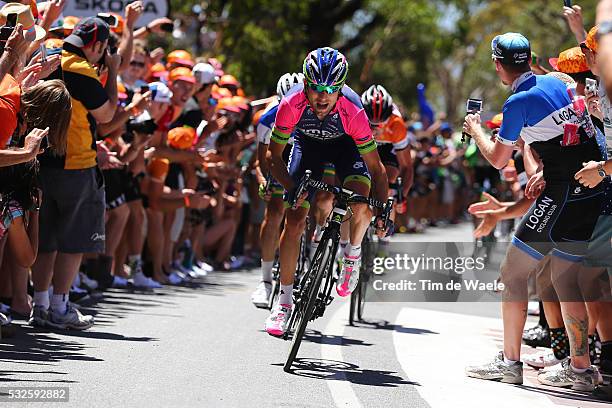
[64,17,110,48]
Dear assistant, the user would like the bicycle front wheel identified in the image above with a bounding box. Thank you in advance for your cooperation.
[284,237,332,372]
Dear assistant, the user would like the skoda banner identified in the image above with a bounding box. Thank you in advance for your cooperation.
[63,0,170,27]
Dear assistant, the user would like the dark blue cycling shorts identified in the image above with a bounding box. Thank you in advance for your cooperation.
[284,134,371,208]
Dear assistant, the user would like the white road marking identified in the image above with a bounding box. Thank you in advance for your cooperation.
[393,307,559,408]
[321,301,362,408]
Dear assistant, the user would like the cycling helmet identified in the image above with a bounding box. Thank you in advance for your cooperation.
[276,72,305,99]
[302,47,348,92]
[361,85,393,124]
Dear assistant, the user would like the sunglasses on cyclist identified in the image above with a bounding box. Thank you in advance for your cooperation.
[307,82,342,94]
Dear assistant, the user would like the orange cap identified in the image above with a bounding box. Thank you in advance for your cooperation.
[585,26,598,53]
[169,67,196,84]
[231,96,249,111]
[0,74,20,149]
[63,15,80,32]
[216,97,241,113]
[168,126,197,150]
[211,85,232,99]
[485,113,503,130]
[149,62,168,82]
[167,50,194,68]
[219,74,240,87]
[549,47,589,74]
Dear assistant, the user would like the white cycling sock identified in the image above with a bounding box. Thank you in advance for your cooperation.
[50,293,68,314]
[279,284,293,306]
[345,244,361,259]
[33,291,50,310]
[261,261,274,283]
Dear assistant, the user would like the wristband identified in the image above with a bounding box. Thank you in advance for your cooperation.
[184,195,191,208]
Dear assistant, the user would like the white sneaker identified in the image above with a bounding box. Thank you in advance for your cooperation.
[251,281,272,308]
[79,272,99,291]
[195,260,214,273]
[131,272,162,289]
[525,351,567,369]
[190,263,208,277]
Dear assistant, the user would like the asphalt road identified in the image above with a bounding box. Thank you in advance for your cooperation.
[0,223,609,407]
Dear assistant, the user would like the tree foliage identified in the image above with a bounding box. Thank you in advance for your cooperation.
[169,0,601,122]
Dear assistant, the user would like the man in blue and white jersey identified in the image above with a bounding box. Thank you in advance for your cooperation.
[462,32,605,391]
[250,73,303,308]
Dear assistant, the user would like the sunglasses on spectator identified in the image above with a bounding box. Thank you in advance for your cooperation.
[130,61,146,68]
[307,82,342,94]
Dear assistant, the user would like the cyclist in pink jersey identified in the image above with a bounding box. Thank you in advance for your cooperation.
[264,47,389,336]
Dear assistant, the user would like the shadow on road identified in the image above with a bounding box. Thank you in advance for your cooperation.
[279,358,418,387]
[517,383,612,405]
[349,318,439,335]
[302,329,374,347]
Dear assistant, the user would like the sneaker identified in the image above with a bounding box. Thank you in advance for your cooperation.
[189,263,208,278]
[79,272,99,291]
[131,271,162,289]
[167,271,185,285]
[265,303,292,337]
[28,305,49,328]
[336,255,360,297]
[537,359,595,391]
[523,351,567,369]
[69,285,90,304]
[522,324,551,348]
[195,260,214,273]
[465,351,523,384]
[47,305,94,330]
[111,276,129,288]
[251,281,272,309]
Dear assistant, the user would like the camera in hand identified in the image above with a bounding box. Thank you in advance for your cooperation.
[462,98,483,142]
[97,13,119,28]
[0,13,18,55]
[126,111,158,135]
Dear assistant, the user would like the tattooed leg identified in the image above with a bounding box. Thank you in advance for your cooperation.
[551,255,591,368]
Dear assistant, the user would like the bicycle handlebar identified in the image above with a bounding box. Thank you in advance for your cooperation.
[290,170,395,232]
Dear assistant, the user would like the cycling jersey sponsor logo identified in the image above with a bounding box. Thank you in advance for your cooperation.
[525,196,558,233]
[353,162,364,169]
[276,125,290,132]
[299,128,341,139]
[552,107,578,125]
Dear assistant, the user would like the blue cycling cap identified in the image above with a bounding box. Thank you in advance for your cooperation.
[491,33,531,65]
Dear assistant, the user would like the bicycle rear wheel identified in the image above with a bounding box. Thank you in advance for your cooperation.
[284,237,332,372]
